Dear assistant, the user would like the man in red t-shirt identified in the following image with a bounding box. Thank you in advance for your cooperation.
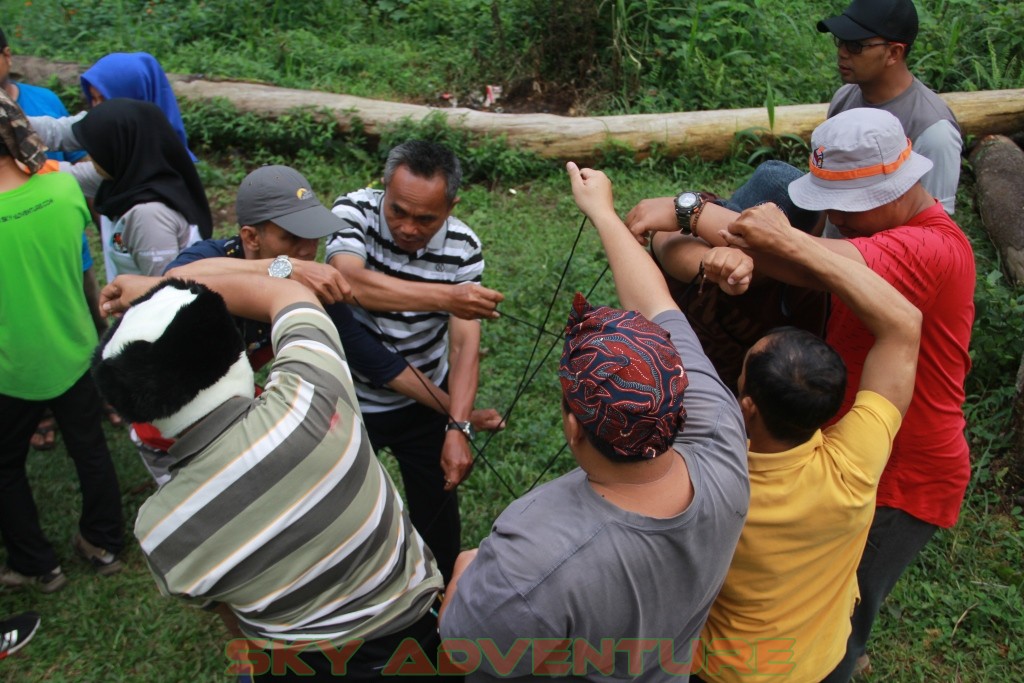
[634,107,974,682]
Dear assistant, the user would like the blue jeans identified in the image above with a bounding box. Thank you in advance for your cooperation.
[722,160,821,233]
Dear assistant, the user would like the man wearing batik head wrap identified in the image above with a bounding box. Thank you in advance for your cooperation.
[438,163,749,681]
[0,90,124,593]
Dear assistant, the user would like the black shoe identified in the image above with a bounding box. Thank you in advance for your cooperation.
[0,611,40,660]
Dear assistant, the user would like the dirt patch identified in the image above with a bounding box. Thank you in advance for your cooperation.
[423,78,581,116]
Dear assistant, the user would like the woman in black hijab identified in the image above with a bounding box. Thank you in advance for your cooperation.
[71,98,212,277]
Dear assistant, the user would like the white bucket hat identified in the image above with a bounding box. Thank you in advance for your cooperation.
[788,108,933,212]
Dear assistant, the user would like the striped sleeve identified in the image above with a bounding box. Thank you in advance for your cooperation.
[325,188,378,262]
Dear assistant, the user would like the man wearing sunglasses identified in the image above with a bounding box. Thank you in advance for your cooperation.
[819,0,962,215]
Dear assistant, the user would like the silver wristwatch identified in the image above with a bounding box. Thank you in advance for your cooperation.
[268,255,292,279]
[674,191,704,235]
[445,420,476,441]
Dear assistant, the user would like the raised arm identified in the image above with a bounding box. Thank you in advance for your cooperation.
[725,211,921,415]
[166,257,352,304]
[27,112,85,153]
[649,202,862,291]
[566,162,676,319]
[101,273,319,323]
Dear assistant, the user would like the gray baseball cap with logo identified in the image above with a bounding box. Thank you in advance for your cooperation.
[235,165,343,238]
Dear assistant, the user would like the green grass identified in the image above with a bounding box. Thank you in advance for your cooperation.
[3,157,1022,681]
[3,0,1021,115]
[2,0,1022,678]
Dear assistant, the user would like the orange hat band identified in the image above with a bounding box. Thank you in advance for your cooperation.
[810,137,913,181]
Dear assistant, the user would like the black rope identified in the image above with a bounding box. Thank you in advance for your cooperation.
[346,214,609,537]
[497,311,562,340]
[482,214,590,460]
[476,253,611,495]
[349,294,520,501]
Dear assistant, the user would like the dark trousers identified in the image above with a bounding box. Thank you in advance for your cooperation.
[362,402,460,583]
[0,371,124,575]
[822,506,939,682]
[252,604,458,681]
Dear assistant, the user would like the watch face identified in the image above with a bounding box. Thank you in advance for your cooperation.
[676,192,699,211]
[268,257,291,278]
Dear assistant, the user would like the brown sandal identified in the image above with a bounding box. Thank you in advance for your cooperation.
[103,403,124,427]
[29,413,58,452]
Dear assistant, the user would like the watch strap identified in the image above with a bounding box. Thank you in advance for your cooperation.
[445,420,475,440]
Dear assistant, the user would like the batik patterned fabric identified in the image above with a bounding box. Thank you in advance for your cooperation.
[0,89,46,174]
[559,292,688,459]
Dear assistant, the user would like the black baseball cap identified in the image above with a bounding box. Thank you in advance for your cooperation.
[235,165,342,238]
[817,0,919,44]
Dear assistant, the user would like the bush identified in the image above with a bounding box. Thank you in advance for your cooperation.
[7,0,1020,116]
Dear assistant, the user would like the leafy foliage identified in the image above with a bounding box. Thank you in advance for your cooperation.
[4,0,1020,115]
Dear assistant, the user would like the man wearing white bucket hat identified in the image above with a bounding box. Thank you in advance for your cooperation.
[634,107,974,682]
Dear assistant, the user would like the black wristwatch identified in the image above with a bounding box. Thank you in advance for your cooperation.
[674,191,705,235]
[445,421,475,441]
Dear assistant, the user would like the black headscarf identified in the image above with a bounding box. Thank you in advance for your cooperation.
[73,98,212,238]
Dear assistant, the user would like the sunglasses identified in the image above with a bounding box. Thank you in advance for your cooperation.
[833,36,904,55]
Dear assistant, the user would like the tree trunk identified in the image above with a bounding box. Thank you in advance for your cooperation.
[13,56,1024,163]
[1014,352,1024,487]
[968,135,1024,285]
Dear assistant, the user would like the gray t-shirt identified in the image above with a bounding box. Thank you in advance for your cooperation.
[440,310,749,682]
[828,78,962,214]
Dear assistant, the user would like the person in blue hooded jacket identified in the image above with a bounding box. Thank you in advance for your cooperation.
[80,51,196,161]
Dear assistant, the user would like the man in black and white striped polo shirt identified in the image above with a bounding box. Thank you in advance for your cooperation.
[327,141,504,582]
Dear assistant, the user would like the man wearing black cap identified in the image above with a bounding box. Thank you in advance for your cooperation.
[818,0,961,214]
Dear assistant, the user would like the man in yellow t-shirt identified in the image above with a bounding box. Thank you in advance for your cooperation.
[693,199,922,682]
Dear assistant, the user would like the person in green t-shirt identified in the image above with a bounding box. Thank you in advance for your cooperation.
[0,90,123,594]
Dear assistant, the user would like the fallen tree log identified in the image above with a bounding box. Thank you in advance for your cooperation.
[969,135,1024,285]
[13,56,1024,163]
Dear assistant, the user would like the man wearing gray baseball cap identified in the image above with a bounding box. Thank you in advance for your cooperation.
[234,164,340,238]
[634,107,974,682]
[167,163,502,426]
[118,165,502,485]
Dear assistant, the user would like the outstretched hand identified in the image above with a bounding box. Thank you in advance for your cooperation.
[702,247,753,296]
[566,161,615,220]
[470,408,506,433]
[447,283,505,320]
[290,260,353,304]
[624,196,677,245]
[99,275,163,317]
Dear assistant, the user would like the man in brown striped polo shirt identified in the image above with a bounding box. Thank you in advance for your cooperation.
[95,273,447,680]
